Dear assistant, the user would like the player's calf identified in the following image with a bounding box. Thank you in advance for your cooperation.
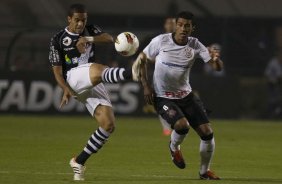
[169,121,190,169]
[75,127,111,166]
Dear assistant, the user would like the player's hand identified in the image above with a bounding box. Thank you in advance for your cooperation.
[76,37,90,54]
[60,88,77,108]
[208,44,221,61]
[143,85,154,105]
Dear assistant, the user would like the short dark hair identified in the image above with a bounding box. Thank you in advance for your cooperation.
[176,11,194,22]
[68,4,87,17]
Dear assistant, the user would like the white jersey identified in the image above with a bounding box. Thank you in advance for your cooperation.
[143,33,211,99]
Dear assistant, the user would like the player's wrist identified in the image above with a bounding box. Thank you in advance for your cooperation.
[84,36,95,43]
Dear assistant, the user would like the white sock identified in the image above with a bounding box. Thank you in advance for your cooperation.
[159,115,171,130]
[199,137,215,175]
[170,130,187,151]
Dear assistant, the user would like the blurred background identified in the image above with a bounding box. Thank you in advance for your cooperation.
[0,0,282,119]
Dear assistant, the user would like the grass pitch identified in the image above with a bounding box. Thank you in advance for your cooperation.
[0,115,282,184]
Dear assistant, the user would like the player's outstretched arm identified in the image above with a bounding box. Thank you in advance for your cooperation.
[138,52,154,104]
[52,66,76,108]
[94,33,114,43]
[76,33,114,53]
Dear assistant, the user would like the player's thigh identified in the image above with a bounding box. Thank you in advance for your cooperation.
[181,93,210,130]
[94,105,115,133]
[89,63,108,86]
[67,63,93,93]
[154,97,185,129]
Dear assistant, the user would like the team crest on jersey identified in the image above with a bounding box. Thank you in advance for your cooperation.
[167,109,177,118]
[185,47,193,58]
[63,36,72,46]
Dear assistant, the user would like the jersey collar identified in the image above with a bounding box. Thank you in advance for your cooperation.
[65,27,80,36]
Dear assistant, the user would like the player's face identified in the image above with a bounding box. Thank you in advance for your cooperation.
[175,18,193,42]
[164,18,176,33]
[68,13,87,34]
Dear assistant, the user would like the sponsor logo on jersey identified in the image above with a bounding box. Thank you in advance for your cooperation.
[71,54,89,64]
[63,36,72,46]
[64,47,75,51]
[65,54,72,64]
[164,90,189,98]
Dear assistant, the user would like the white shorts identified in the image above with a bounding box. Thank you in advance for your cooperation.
[66,63,112,116]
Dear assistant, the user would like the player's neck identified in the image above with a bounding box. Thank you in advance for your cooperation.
[66,27,80,35]
[172,33,187,46]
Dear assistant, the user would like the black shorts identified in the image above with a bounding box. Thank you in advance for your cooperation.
[154,92,209,129]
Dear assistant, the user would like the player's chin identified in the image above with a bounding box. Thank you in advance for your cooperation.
[75,29,83,34]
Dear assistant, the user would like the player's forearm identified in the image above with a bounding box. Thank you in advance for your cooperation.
[55,75,69,91]
[52,67,69,91]
[211,59,223,71]
[139,53,150,87]
[84,33,113,45]
[94,33,114,43]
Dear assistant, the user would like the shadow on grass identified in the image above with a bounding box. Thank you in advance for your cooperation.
[223,178,282,183]
[89,177,282,183]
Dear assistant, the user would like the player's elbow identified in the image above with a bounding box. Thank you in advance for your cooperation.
[139,52,147,62]
[100,33,114,43]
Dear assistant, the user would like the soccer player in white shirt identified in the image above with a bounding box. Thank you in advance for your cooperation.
[135,11,223,180]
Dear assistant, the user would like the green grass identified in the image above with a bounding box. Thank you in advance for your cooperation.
[0,116,282,184]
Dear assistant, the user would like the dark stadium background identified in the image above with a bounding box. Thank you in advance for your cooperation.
[1,1,282,184]
[0,0,282,119]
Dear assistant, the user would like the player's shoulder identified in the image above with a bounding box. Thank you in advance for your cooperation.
[51,29,66,39]
[187,36,207,48]
[151,33,172,42]
[187,36,200,44]
[50,28,67,42]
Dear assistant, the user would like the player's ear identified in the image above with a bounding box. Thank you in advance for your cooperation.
[67,16,72,24]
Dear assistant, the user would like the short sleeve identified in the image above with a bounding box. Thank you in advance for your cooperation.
[49,36,63,66]
[87,25,104,36]
[196,40,211,63]
[143,35,161,60]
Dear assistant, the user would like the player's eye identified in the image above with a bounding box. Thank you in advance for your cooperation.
[185,24,191,29]
[177,23,183,27]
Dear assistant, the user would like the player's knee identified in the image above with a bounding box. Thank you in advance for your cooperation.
[102,121,115,133]
[197,123,213,137]
[200,132,214,141]
[174,119,190,134]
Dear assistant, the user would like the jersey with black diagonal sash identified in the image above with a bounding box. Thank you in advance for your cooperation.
[49,25,103,79]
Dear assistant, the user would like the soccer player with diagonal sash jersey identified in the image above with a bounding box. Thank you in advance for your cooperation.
[49,3,147,181]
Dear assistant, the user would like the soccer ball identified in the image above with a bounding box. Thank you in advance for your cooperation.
[115,32,139,56]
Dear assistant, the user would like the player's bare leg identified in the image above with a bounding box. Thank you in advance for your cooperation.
[70,105,115,181]
[159,115,172,136]
[169,117,190,169]
[195,123,220,180]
